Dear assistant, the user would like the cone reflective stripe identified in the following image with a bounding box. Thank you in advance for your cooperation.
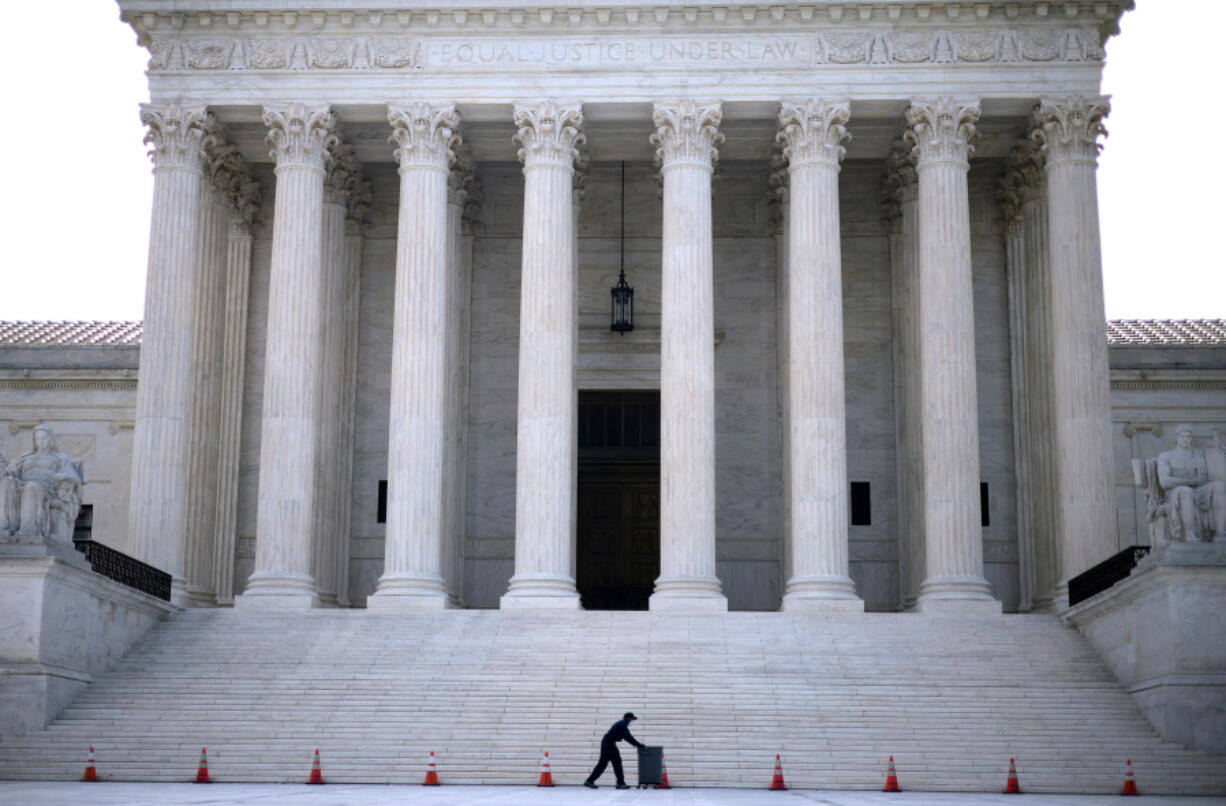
[307,749,323,784]
[1004,757,1021,794]
[537,750,554,787]
[1122,759,1138,796]
[883,756,901,792]
[424,750,440,786]
[195,747,210,784]
[82,747,97,782]
[658,756,671,789]
[769,753,787,791]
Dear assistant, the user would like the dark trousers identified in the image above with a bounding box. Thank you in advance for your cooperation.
[587,741,624,784]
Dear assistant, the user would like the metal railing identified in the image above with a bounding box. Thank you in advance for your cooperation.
[73,537,172,602]
[1067,545,1150,608]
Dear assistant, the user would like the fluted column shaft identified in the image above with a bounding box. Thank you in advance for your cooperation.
[778,101,862,612]
[1034,97,1117,602]
[368,103,459,610]
[183,181,230,605]
[238,104,337,609]
[650,100,727,611]
[442,150,472,606]
[334,217,365,608]
[906,99,999,614]
[502,102,584,609]
[128,105,210,602]
[212,215,255,605]
[1002,211,1034,611]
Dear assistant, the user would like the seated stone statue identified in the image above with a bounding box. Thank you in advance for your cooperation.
[1134,424,1226,546]
[0,425,85,542]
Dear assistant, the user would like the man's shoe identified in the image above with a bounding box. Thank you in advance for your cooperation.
[583,781,597,789]
[616,783,631,789]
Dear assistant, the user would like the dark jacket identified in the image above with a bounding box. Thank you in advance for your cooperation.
[601,719,644,750]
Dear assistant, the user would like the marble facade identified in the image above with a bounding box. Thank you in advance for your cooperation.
[10,1,1206,617]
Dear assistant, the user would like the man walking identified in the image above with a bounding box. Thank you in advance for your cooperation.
[584,712,644,789]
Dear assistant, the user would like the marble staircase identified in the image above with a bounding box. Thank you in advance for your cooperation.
[0,609,1222,793]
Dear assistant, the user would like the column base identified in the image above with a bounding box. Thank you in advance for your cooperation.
[782,575,863,612]
[649,576,727,612]
[915,574,1000,614]
[501,574,581,609]
[366,572,451,611]
[235,572,321,610]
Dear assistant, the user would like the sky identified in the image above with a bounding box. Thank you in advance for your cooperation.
[0,0,1222,322]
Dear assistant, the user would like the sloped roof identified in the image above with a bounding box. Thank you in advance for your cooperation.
[0,321,143,346]
[1106,319,1226,347]
[1,319,1223,347]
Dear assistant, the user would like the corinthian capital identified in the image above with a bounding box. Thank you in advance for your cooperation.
[263,104,338,171]
[140,103,212,170]
[777,100,851,169]
[513,102,585,169]
[388,103,460,172]
[880,140,918,222]
[448,144,475,207]
[904,98,981,167]
[1032,96,1110,165]
[650,100,724,170]
[325,142,364,206]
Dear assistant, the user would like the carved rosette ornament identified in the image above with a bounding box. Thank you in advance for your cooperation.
[777,100,851,169]
[513,102,585,169]
[263,104,338,171]
[904,98,981,167]
[651,100,724,170]
[1031,96,1110,165]
[388,103,460,172]
[140,103,212,170]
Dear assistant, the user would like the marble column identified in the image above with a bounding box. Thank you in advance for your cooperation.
[311,140,361,607]
[649,100,728,612]
[883,141,923,610]
[128,104,212,602]
[905,98,999,614]
[502,102,585,609]
[183,141,240,606]
[1033,97,1117,603]
[368,103,459,610]
[771,152,792,604]
[237,104,338,609]
[777,100,862,612]
[997,163,1034,611]
[212,179,259,606]
[443,147,474,606]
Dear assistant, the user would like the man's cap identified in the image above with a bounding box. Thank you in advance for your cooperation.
[624,712,637,721]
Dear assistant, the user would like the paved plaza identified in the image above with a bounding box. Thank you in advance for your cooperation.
[1,783,1224,806]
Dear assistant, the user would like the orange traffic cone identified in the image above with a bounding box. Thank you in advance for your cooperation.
[769,753,787,790]
[195,747,210,784]
[82,747,97,782]
[1004,757,1021,794]
[307,749,323,784]
[424,750,440,786]
[883,756,901,792]
[537,750,554,787]
[1121,759,1138,796]
[658,757,671,789]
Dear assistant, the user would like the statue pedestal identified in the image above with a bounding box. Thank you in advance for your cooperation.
[1062,543,1226,752]
[0,539,178,740]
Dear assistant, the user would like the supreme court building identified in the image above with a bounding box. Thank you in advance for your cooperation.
[103,0,1142,616]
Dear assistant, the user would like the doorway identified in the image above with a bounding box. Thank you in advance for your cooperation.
[576,390,660,610]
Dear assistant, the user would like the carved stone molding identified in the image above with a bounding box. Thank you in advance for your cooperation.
[1123,422,1165,438]
[387,103,460,172]
[140,103,211,170]
[904,98,980,167]
[1032,96,1110,165]
[777,99,851,169]
[651,100,723,170]
[513,102,585,169]
[263,103,338,170]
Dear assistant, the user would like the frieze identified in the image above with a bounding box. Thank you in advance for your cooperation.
[142,27,1104,72]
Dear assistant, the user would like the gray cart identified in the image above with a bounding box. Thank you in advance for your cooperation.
[636,746,663,788]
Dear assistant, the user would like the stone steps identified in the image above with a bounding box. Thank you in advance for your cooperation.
[0,609,1222,793]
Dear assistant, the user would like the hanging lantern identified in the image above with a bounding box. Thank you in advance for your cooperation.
[610,268,634,334]
[610,161,634,335]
